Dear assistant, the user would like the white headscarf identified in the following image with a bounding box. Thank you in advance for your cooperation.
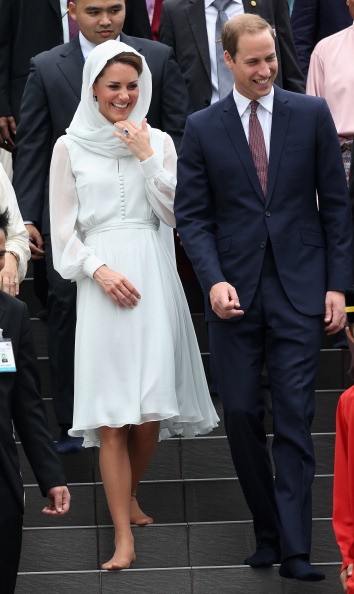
[66,40,152,159]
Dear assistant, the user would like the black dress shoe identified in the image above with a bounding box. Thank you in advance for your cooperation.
[279,556,325,581]
[55,434,84,454]
[244,546,280,568]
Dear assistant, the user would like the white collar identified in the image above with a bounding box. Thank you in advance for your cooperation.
[232,86,274,117]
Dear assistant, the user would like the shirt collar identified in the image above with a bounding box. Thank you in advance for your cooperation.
[205,0,242,8]
[79,33,121,61]
[232,86,274,117]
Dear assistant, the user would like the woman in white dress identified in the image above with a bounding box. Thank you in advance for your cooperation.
[49,40,218,570]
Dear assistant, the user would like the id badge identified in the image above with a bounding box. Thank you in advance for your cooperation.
[0,329,16,373]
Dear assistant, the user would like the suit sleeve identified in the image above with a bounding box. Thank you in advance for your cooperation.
[158,2,176,51]
[174,116,226,293]
[158,45,190,152]
[291,0,318,77]
[123,0,152,39]
[12,301,66,495]
[274,0,306,93]
[13,57,52,226]
[0,0,12,116]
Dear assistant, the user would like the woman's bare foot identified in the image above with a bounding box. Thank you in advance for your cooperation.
[130,495,153,525]
[102,539,136,571]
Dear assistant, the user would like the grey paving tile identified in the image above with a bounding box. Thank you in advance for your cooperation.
[19,528,98,572]
[102,568,192,593]
[18,444,95,484]
[95,482,186,525]
[98,524,189,569]
[181,437,233,479]
[185,479,251,523]
[16,571,101,594]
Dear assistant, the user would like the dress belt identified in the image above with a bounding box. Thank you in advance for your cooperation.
[84,220,159,237]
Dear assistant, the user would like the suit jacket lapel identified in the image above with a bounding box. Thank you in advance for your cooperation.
[221,94,265,202]
[47,0,62,20]
[266,86,290,205]
[57,38,84,101]
[186,0,211,80]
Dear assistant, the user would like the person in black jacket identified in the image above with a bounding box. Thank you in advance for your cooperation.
[0,208,70,594]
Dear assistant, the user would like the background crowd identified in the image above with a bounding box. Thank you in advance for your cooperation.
[0,0,353,591]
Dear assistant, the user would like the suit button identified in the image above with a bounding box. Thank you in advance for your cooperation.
[260,242,266,248]
[265,211,271,217]
[205,99,211,106]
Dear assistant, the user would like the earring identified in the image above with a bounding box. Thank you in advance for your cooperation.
[93,94,97,101]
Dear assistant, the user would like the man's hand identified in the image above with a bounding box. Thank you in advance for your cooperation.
[25,224,45,260]
[42,486,71,516]
[0,116,16,151]
[209,281,244,319]
[340,563,353,592]
[324,290,346,335]
[0,252,19,296]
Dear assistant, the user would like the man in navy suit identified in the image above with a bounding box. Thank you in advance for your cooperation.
[13,0,189,453]
[175,13,353,581]
[291,0,352,76]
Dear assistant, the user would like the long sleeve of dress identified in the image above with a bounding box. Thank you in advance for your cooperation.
[333,386,354,578]
[49,135,177,282]
[0,164,30,282]
[140,132,176,228]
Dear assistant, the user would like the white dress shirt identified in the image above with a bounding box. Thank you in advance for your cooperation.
[205,0,244,103]
[232,86,274,159]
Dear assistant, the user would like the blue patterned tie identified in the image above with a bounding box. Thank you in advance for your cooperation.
[212,0,234,99]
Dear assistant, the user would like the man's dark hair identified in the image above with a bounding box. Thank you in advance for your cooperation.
[0,208,10,238]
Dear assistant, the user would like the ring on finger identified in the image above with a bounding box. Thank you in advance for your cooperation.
[123,128,129,136]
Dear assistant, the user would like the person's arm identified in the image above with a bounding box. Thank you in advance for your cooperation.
[273,0,306,92]
[12,300,69,501]
[155,43,189,152]
[306,45,325,97]
[0,165,30,292]
[333,391,354,584]
[13,57,52,246]
[158,2,176,52]
[49,138,105,281]
[291,0,318,77]
[0,0,17,151]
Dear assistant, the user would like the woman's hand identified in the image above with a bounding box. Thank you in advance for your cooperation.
[93,265,141,308]
[115,119,154,162]
[340,564,353,592]
[0,252,19,296]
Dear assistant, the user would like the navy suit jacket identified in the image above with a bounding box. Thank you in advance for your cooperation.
[291,0,352,76]
[159,0,305,113]
[13,34,188,234]
[0,293,66,512]
[175,86,353,321]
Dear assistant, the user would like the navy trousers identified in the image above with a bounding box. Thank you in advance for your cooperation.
[208,246,322,559]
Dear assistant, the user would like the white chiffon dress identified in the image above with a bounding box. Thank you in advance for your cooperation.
[50,129,219,447]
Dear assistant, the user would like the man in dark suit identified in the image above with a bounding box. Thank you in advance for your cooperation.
[13,0,189,453]
[159,0,305,113]
[0,208,70,593]
[291,0,352,77]
[175,14,353,581]
[0,0,152,152]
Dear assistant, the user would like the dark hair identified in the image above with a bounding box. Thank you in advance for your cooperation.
[222,14,275,59]
[0,207,10,238]
[95,52,143,83]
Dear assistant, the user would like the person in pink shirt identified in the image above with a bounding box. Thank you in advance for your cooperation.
[306,0,354,184]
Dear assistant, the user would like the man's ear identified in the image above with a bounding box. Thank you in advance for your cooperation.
[68,1,77,20]
[224,50,233,70]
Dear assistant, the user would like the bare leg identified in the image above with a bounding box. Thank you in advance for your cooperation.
[99,426,136,570]
[128,421,160,525]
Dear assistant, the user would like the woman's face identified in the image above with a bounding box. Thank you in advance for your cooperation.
[93,62,139,124]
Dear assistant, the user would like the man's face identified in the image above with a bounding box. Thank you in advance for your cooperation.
[224,30,278,100]
[0,230,5,272]
[69,0,126,45]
